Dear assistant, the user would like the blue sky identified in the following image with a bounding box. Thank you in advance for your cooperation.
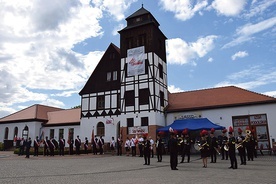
[0,0,275,118]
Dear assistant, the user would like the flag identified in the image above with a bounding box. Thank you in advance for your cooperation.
[13,135,17,142]
[106,119,113,124]
[39,130,44,142]
[91,128,94,143]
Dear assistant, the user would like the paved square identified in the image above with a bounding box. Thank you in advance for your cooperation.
[0,151,275,184]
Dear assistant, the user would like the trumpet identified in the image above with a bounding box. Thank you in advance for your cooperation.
[198,142,208,150]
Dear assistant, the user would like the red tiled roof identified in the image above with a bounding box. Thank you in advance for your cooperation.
[0,104,63,123]
[167,86,276,112]
[45,108,81,126]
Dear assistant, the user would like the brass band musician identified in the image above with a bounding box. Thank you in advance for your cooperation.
[180,128,192,163]
[228,126,237,169]
[209,128,219,163]
[236,128,246,165]
[218,129,228,160]
[200,130,210,168]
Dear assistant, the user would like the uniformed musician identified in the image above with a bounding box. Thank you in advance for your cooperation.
[218,129,228,160]
[209,128,218,163]
[228,126,237,169]
[75,135,81,155]
[236,128,246,165]
[156,133,164,162]
[180,128,192,163]
[59,136,65,156]
[143,134,151,165]
[200,130,210,168]
[168,129,178,170]
[33,136,40,157]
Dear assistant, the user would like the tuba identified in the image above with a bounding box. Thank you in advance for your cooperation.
[224,144,229,151]
[236,130,251,149]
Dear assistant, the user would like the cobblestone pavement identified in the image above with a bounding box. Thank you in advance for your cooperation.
[0,151,276,184]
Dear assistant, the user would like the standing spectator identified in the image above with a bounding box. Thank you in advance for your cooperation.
[125,137,131,156]
[149,136,154,158]
[110,137,116,156]
[69,138,74,155]
[75,135,81,155]
[92,136,98,155]
[117,136,123,156]
[43,136,49,156]
[25,137,32,158]
[138,135,144,157]
[156,134,164,162]
[98,136,104,155]
[84,137,89,154]
[59,136,65,156]
[18,138,25,156]
[131,136,137,156]
[143,134,151,165]
[33,136,40,157]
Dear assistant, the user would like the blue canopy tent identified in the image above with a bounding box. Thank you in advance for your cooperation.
[157,118,225,133]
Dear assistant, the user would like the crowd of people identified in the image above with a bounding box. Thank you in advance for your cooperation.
[16,126,260,171]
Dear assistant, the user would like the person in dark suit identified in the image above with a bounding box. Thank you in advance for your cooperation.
[69,138,74,155]
[209,128,218,163]
[92,136,98,155]
[25,137,32,158]
[116,136,122,156]
[156,134,164,162]
[48,138,55,156]
[228,126,237,169]
[143,134,150,165]
[33,136,40,156]
[59,136,65,156]
[98,136,104,155]
[84,137,89,154]
[44,136,49,156]
[75,135,81,155]
[168,130,178,170]
[18,138,25,156]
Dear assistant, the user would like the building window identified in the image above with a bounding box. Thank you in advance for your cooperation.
[113,71,117,81]
[117,94,121,108]
[59,129,64,139]
[4,127,9,140]
[14,127,18,139]
[159,63,163,79]
[68,128,74,140]
[107,72,112,81]
[97,122,105,136]
[127,118,134,134]
[97,95,105,109]
[160,91,164,107]
[125,90,135,106]
[50,129,54,139]
[139,88,149,105]
[141,117,148,126]
[138,34,146,47]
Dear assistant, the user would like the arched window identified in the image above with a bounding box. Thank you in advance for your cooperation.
[14,127,18,138]
[4,127,9,140]
[97,122,105,136]
[22,126,29,139]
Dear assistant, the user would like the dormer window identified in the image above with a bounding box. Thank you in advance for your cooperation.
[136,17,141,22]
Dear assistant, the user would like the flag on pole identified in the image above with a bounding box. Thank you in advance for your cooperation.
[91,127,94,143]
[39,130,44,142]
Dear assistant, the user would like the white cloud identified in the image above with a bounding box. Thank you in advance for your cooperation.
[41,99,65,108]
[92,0,137,21]
[231,51,248,60]
[211,0,246,16]
[166,35,218,65]
[159,0,208,21]
[112,24,125,36]
[223,17,276,48]
[168,85,184,93]
[0,1,105,114]
[244,0,276,18]
[208,58,213,62]
[263,91,276,98]
[215,66,276,90]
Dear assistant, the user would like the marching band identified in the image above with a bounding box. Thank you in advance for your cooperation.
[16,126,260,172]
